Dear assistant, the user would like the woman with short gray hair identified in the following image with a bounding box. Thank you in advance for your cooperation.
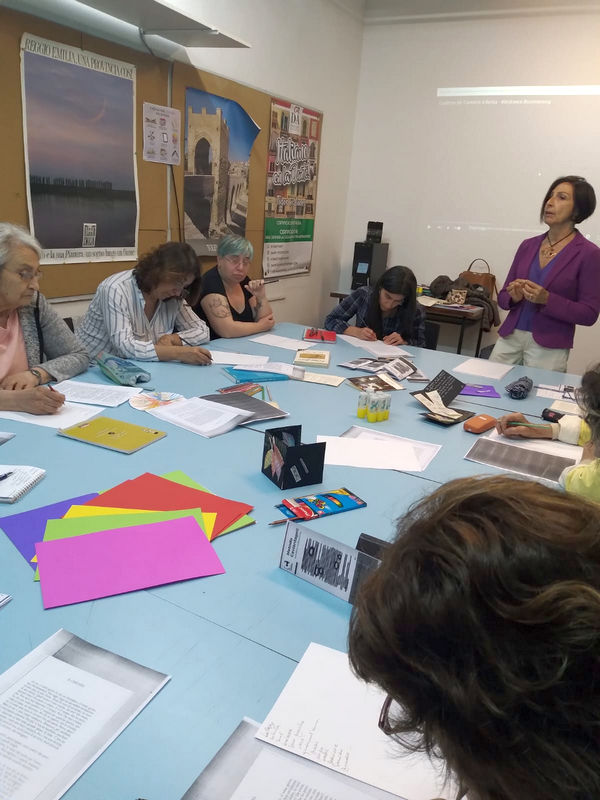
[0,223,89,415]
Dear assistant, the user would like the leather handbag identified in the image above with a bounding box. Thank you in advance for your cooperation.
[459,259,497,297]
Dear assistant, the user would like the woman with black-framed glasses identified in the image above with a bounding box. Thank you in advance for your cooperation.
[350,475,600,800]
[77,241,211,364]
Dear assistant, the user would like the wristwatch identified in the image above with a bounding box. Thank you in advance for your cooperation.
[29,368,44,385]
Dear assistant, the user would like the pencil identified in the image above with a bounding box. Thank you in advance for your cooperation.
[269,516,303,526]
[507,421,551,428]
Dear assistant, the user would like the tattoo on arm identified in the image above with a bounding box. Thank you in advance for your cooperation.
[254,297,264,320]
[207,295,232,320]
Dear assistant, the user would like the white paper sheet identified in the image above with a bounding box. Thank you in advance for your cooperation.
[250,334,314,351]
[316,435,422,472]
[416,295,440,307]
[360,341,411,357]
[209,352,269,366]
[52,380,143,407]
[0,629,168,800]
[536,389,564,400]
[453,359,513,379]
[340,426,441,471]
[0,402,99,429]
[302,372,345,386]
[256,643,456,799]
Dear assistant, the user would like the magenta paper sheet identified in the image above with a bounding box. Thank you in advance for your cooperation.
[35,516,225,608]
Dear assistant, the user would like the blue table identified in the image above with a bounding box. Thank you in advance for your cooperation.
[0,323,581,799]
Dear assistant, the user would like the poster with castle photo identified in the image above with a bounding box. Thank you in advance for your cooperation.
[263,99,322,277]
[184,88,260,257]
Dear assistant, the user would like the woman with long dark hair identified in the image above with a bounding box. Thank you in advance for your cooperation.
[324,266,425,346]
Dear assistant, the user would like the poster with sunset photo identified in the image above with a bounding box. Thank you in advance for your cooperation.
[20,34,138,263]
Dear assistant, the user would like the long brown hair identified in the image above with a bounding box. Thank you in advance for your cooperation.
[349,475,600,800]
[133,241,201,305]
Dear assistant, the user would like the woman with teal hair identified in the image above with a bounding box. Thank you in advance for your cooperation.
[195,234,275,339]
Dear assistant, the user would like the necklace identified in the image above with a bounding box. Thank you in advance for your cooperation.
[541,229,575,259]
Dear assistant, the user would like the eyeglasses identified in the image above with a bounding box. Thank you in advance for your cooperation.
[223,254,251,267]
[378,694,397,735]
[12,268,43,284]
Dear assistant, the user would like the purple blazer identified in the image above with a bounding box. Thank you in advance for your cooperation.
[498,232,600,349]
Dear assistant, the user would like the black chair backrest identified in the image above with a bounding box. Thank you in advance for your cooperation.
[424,320,440,350]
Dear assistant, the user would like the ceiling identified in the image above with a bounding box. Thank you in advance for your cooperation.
[360,0,600,22]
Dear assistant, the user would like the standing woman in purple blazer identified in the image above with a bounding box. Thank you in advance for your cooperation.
[490,176,600,372]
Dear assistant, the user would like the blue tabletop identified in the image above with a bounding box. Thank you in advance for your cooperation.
[0,322,581,799]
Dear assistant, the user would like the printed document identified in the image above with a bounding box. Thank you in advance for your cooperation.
[0,629,168,800]
[147,396,254,437]
[52,380,143,406]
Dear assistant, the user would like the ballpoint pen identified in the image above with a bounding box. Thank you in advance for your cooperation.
[0,471,14,481]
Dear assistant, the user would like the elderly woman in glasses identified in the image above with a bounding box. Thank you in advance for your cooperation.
[77,241,211,363]
[0,223,88,415]
[194,234,275,339]
[349,475,600,800]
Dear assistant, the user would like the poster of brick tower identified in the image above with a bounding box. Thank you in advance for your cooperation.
[184,89,259,257]
[263,99,321,277]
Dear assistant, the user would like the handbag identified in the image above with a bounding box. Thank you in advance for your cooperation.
[459,259,497,298]
[446,289,468,305]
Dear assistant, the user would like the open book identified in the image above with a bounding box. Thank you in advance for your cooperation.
[146,397,254,438]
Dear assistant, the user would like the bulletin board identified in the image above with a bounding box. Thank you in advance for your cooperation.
[0,6,271,297]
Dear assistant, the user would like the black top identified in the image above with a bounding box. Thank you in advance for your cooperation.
[194,265,254,340]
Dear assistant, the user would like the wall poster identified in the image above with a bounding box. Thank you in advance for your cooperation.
[263,99,322,278]
[184,88,260,257]
[20,34,138,264]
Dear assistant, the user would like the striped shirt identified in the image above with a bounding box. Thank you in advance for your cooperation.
[76,270,209,360]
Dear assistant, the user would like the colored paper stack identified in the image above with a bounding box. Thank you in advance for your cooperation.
[0,471,254,609]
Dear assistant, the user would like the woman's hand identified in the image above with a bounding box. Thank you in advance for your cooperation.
[0,368,51,390]
[247,279,266,300]
[257,313,275,332]
[383,332,406,346]
[178,347,212,366]
[1,386,65,415]
[344,325,377,341]
[496,412,552,438]
[506,279,525,303]
[156,333,182,346]
[521,280,549,305]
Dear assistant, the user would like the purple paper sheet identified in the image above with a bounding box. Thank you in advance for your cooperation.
[459,384,501,398]
[0,493,98,567]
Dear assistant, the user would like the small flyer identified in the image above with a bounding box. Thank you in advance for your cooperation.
[143,102,181,165]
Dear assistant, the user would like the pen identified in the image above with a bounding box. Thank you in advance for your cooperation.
[507,422,552,429]
[269,516,304,526]
[0,472,14,481]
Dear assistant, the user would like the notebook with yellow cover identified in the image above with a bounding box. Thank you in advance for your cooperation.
[58,416,166,454]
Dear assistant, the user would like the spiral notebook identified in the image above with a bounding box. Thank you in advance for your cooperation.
[0,465,46,503]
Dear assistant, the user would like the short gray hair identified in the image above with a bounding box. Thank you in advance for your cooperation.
[0,223,42,269]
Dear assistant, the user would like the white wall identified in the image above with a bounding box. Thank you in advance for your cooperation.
[341,12,600,374]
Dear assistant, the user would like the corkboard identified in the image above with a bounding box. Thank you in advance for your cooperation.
[0,6,272,295]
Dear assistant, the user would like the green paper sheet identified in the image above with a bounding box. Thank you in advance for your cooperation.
[161,470,255,537]
[34,508,209,581]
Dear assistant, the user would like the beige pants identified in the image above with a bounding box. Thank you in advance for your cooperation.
[489,330,569,373]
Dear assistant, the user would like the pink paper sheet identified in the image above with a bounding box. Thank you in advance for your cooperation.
[35,516,225,609]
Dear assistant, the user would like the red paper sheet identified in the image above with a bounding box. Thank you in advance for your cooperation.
[85,473,253,536]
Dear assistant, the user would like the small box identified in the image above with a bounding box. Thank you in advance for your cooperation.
[262,425,326,489]
[463,414,496,434]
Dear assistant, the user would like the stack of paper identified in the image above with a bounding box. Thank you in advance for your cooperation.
[0,471,255,609]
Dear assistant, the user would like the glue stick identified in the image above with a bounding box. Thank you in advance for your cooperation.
[357,391,368,418]
[366,392,379,423]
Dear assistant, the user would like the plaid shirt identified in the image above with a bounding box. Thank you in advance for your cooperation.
[324,286,426,346]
